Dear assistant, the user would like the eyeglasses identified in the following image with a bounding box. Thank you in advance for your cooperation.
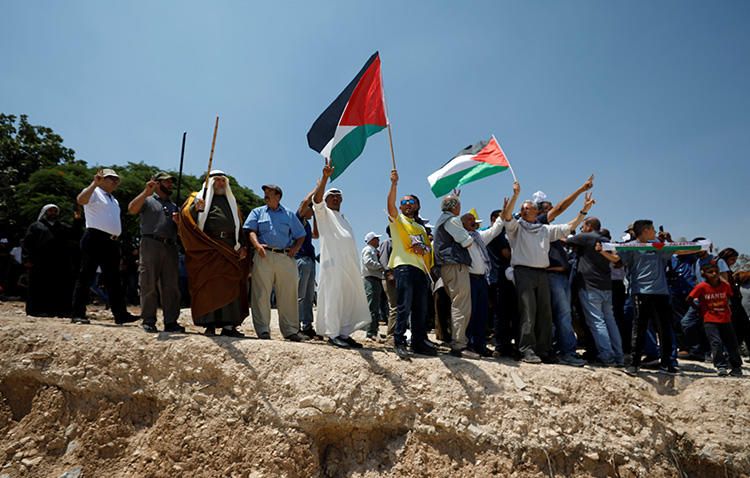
[400,199,415,205]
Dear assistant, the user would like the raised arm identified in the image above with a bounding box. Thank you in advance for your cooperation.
[595,242,621,263]
[566,192,595,231]
[387,169,399,219]
[312,158,333,205]
[297,186,316,217]
[501,181,520,222]
[547,174,594,222]
[128,176,158,214]
[77,168,105,205]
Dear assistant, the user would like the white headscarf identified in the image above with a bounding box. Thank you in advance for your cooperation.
[38,204,59,222]
[196,170,241,250]
[532,190,547,205]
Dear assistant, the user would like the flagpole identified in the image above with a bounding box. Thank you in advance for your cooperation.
[492,134,517,182]
[176,131,186,206]
[387,123,396,170]
[203,116,219,195]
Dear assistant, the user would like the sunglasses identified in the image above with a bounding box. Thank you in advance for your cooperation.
[400,199,416,205]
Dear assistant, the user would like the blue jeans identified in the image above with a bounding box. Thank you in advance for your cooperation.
[578,288,624,363]
[394,265,428,346]
[296,256,315,330]
[548,272,578,356]
[681,307,706,356]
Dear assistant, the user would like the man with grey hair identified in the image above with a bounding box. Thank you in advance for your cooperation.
[433,194,476,358]
[501,181,594,363]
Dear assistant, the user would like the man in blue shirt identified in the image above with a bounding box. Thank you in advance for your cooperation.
[295,188,318,338]
[244,184,307,341]
[598,220,695,375]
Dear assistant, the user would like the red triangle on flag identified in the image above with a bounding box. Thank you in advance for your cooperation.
[653,243,666,250]
[339,54,388,127]
[473,137,510,167]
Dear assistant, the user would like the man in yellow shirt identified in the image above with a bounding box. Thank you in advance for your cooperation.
[387,169,438,360]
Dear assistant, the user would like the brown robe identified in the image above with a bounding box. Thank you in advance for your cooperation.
[178,192,250,323]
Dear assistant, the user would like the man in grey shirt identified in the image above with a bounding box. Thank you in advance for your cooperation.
[362,231,386,340]
[501,180,593,363]
[128,172,183,333]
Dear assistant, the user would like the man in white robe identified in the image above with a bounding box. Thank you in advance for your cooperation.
[311,158,371,348]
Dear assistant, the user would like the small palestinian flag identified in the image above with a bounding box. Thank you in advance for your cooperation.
[307,52,388,181]
[601,240,710,252]
[428,137,511,197]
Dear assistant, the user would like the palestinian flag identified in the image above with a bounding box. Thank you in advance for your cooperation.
[601,240,710,252]
[428,137,511,197]
[307,52,388,181]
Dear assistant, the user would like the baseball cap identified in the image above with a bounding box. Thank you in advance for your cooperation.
[364,231,381,243]
[154,171,174,181]
[262,184,283,198]
[101,168,119,178]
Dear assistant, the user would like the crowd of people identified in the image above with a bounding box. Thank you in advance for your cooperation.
[5,163,750,378]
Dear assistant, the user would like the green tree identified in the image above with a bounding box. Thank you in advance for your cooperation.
[0,114,78,230]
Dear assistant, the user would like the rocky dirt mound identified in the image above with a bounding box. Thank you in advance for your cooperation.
[0,301,749,478]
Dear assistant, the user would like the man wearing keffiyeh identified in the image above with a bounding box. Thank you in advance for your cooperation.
[501,180,595,364]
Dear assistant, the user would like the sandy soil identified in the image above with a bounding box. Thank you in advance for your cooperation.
[0,301,749,478]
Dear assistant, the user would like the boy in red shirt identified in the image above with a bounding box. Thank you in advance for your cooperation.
[688,262,743,376]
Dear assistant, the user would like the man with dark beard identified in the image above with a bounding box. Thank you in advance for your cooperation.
[22,204,79,317]
[128,172,183,333]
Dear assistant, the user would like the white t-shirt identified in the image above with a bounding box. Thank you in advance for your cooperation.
[84,187,121,236]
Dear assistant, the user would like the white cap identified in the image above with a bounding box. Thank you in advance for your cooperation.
[364,231,381,243]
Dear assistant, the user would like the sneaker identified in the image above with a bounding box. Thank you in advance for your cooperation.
[412,342,438,356]
[559,354,586,367]
[540,354,559,364]
[203,327,216,337]
[730,368,743,377]
[300,327,318,339]
[71,316,90,324]
[658,365,678,375]
[340,336,362,348]
[521,351,542,364]
[717,368,729,377]
[366,334,378,341]
[114,313,139,325]
[163,323,186,333]
[456,348,481,360]
[624,365,640,376]
[258,332,271,340]
[394,343,410,360]
[473,347,494,358]
[142,323,158,333]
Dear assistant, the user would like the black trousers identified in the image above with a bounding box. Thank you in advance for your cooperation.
[704,321,742,370]
[631,294,673,367]
[493,278,519,352]
[71,229,127,320]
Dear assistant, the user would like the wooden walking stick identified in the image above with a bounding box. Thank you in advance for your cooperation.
[202,116,220,195]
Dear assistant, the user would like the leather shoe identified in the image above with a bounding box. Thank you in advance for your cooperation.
[115,313,139,325]
[394,343,410,360]
[142,323,158,333]
[412,342,438,356]
[221,327,245,338]
[340,336,363,349]
[203,327,216,336]
[329,336,350,348]
[163,323,185,333]
[285,332,309,342]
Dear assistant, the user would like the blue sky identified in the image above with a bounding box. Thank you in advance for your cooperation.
[3,1,749,252]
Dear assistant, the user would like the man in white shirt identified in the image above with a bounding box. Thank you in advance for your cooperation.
[71,168,138,325]
[501,180,593,363]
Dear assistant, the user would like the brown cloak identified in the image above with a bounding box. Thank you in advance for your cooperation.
[178,192,250,320]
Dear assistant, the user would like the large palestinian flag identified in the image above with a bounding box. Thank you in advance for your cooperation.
[307,52,388,181]
[428,137,510,197]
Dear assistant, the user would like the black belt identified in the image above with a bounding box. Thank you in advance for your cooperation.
[142,234,175,245]
[207,231,234,239]
[470,273,485,279]
[263,246,290,254]
[88,228,119,241]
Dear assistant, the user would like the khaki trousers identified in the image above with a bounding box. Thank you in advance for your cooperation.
[382,277,398,336]
[251,250,300,337]
[441,263,471,350]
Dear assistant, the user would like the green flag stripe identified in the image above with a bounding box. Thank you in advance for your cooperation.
[429,162,508,197]
[329,124,386,181]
